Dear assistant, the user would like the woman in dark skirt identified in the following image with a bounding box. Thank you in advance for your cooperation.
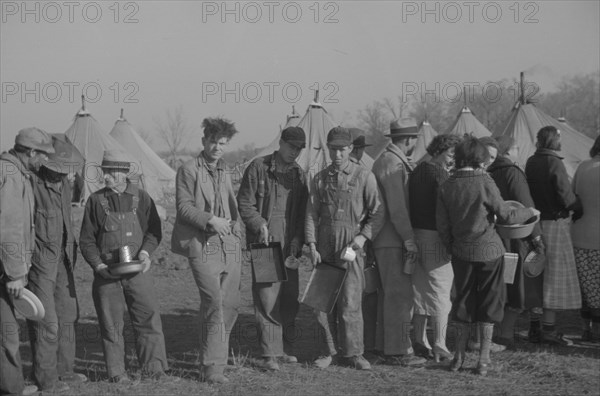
[436,137,538,375]
[487,136,545,347]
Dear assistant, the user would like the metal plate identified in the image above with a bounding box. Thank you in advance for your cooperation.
[109,261,144,276]
[249,242,287,283]
[300,262,348,313]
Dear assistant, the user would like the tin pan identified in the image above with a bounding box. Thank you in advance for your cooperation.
[249,242,288,283]
[300,262,348,314]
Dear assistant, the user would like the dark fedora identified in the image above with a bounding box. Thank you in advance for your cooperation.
[349,128,372,148]
[44,134,84,175]
[385,118,419,138]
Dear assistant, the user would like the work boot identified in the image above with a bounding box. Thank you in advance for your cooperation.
[59,372,88,384]
[313,355,333,369]
[385,354,426,367]
[21,385,39,396]
[528,326,542,343]
[345,355,371,370]
[542,331,574,346]
[281,354,298,364]
[109,374,138,386]
[258,357,280,371]
[41,381,69,394]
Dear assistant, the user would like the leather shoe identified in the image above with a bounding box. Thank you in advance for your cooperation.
[432,346,454,362]
[206,374,229,384]
[258,357,280,371]
[413,343,433,359]
[313,355,333,369]
[281,354,298,364]
[21,385,39,396]
[343,355,371,370]
[385,354,426,367]
[450,356,464,372]
[42,381,69,393]
[59,372,88,384]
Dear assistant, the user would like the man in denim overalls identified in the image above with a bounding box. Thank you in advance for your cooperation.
[79,150,167,384]
[305,127,384,370]
[237,126,309,371]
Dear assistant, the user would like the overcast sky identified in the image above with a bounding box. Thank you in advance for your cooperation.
[1,0,599,152]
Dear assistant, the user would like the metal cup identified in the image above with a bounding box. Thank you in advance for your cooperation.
[340,246,357,262]
[119,245,133,263]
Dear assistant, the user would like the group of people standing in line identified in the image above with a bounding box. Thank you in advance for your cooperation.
[1,116,598,394]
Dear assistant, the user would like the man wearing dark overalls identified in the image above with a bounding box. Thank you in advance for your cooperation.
[79,150,168,384]
[237,126,309,371]
[28,135,87,394]
[305,127,384,370]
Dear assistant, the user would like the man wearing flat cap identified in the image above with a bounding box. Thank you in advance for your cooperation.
[27,134,87,393]
[305,126,384,370]
[80,149,168,384]
[372,118,426,366]
[237,126,309,371]
[1,127,54,396]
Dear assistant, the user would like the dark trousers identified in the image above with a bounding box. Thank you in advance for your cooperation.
[27,259,79,389]
[451,256,506,323]
[92,272,168,378]
[362,291,378,351]
[252,269,299,357]
[0,285,24,395]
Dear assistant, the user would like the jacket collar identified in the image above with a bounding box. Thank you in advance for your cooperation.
[198,152,225,171]
[328,160,355,176]
[102,182,139,196]
[1,150,32,177]
[534,148,564,159]
[385,142,414,168]
[487,156,516,173]
[454,168,487,178]
[267,151,301,174]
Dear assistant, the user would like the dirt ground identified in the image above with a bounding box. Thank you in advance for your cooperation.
[12,206,600,395]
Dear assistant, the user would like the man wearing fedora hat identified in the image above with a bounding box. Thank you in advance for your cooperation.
[80,149,168,384]
[1,127,55,396]
[237,126,309,371]
[27,134,87,393]
[349,128,372,165]
[305,126,384,370]
[372,118,426,366]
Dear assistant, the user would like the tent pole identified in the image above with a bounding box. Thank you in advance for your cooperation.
[520,72,525,104]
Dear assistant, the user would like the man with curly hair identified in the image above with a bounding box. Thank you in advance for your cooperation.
[171,117,242,384]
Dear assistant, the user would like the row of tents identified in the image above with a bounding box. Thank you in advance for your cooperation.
[64,101,175,204]
[251,93,594,180]
[62,88,593,205]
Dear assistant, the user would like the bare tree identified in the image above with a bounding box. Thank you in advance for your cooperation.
[154,106,193,167]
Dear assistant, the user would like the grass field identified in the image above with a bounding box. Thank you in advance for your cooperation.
[13,206,600,395]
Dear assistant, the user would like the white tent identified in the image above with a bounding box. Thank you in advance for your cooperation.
[109,110,176,201]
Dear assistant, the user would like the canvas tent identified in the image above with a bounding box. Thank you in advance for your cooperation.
[412,121,438,163]
[446,106,492,138]
[252,106,302,161]
[65,101,136,204]
[109,110,176,201]
[494,102,594,178]
[251,99,376,176]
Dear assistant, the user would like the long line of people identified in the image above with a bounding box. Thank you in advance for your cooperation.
[1,120,598,394]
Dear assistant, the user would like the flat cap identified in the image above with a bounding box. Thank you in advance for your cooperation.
[281,126,306,148]
[327,126,352,147]
[15,127,55,153]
